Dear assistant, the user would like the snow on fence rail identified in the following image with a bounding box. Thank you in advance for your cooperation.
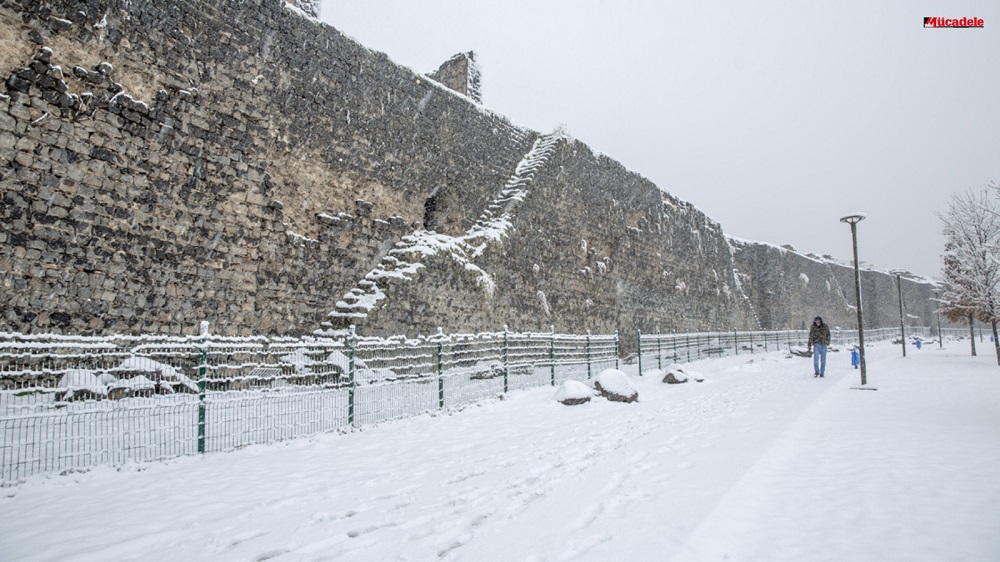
[0,327,618,485]
[635,326,965,375]
[1,324,966,485]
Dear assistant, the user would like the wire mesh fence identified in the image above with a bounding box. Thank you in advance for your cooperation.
[635,326,969,375]
[0,327,620,485]
[1,324,972,485]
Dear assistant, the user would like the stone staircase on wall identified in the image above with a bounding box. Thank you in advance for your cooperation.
[324,131,564,332]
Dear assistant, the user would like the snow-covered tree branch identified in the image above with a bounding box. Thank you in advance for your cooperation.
[938,187,1000,364]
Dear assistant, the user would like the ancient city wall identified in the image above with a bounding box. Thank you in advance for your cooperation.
[0,0,533,335]
[731,240,937,332]
[0,0,939,339]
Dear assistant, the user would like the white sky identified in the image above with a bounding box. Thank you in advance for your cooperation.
[320,0,999,279]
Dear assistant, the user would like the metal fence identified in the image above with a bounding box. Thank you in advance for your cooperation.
[1,323,973,485]
[635,326,968,375]
[0,327,618,485]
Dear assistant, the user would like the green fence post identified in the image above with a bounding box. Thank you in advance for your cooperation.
[197,321,209,454]
[734,330,739,355]
[657,336,662,370]
[637,329,642,376]
[349,325,356,428]
[750,331,754,354]
[437,327,444,409]
[550,325,555,386]
[586,330,592,380]
[614,329,620,370]
[686,333,691,362]
[503,324,509,394]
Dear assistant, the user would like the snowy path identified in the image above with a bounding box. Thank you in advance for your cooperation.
[2,343,998,561]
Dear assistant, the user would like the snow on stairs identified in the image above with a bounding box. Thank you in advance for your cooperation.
[463,132,561,255]
[325,131,564,328]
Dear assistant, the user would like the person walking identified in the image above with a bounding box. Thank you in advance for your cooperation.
[808,316,831,377]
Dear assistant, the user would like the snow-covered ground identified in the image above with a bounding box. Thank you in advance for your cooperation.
[2,342,998,561]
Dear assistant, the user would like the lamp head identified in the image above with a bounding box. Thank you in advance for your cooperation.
[840,213,866,225]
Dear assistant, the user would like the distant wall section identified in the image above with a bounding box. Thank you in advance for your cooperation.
[731,240,938,332]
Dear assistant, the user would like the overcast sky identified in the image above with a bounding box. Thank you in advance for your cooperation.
[320,0,999,280]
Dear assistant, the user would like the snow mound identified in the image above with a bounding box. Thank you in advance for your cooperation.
[663,364,704,383]
[664,369,688,384]
[594,369,638,403]
[553,380,592,405]
[789,346,812,358]
[644,368,665,379]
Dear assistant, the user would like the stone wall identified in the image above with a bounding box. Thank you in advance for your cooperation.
[731,240,937,331]
[357,139,758,339]
[0,0,940,340]
[0,0,532,335]
[427,52,481,104]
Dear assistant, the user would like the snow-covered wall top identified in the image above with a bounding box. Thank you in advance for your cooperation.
[0,0,938,339]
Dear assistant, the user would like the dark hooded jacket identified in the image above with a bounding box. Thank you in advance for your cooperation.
[808,318,831,346]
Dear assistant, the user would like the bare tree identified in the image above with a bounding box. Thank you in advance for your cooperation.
[939,187,1000,364]
[940,249,977,356]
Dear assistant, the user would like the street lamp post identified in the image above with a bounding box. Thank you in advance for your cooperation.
[841,213,867,385]
[892,270,906,357]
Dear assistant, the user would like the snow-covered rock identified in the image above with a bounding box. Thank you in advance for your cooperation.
[553,380,592,406]
[664,369,688,384]
[594,369,638,403]
[662,364,704,384]
[790,346,812,358]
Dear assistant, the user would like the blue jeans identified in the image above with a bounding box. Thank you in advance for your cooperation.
[813,344,828,375]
